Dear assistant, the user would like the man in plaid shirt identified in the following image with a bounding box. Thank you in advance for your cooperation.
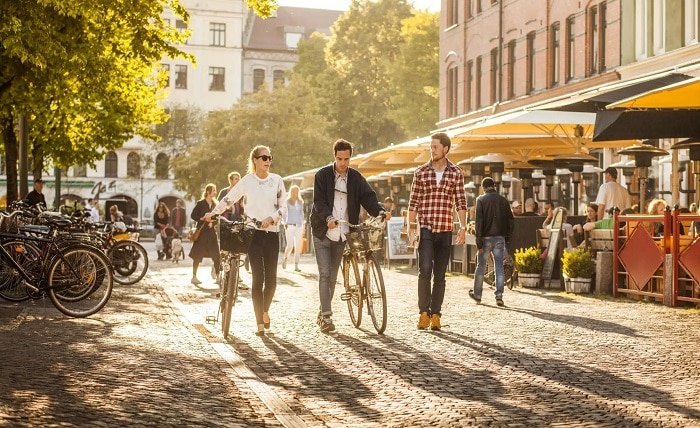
[408,133,467,331]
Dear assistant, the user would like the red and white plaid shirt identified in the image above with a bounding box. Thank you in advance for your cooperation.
[408,160,467,233]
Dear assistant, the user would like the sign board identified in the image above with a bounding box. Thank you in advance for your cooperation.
[386,217,416,260]
[541,208,565,281]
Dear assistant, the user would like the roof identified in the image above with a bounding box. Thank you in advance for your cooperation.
[245,7,343,51]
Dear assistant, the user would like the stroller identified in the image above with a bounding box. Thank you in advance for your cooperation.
[157,225,177,260]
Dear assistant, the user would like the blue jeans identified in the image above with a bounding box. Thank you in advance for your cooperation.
[314,236,345,316]
[473,236,506,299]
[417,228,452,316]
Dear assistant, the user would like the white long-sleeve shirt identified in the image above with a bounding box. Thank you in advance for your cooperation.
[211,172,287,232]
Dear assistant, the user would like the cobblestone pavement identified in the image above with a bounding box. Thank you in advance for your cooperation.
[2,241,700,427]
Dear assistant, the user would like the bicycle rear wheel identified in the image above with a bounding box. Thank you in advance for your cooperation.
[109,240,149,285]
[0,240,40,302]
[221,256,239,338]
[476,252,514,287]
[342,254,362,328]
[47,246,113,317]
[364,254,387,334]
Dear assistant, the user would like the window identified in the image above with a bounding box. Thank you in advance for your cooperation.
[253,69,266,91]
[566,16,575,81]
[469,0,480,17]
[489,48,498,104]
[126,152,141,178]
[273,70,285,86]
[589,6,599,75]
[105,152,118,178]
[209,67,225,91]
[475,56,482,108]
[447,0,459,26]
[210,23,226,46]
[161,64,170,88]
[175,65,187,89]
[600,2,607,71]
[73,164,87,178]
[526,32,536,94]
[652,0,665,55]
[446,64,458,117]
[635,0,648,59]
[550,23,560,86]
[466,60,473,112]
[176,19,188,44]
[155,153,169,179]
[285,32,303,49]
[684,0,699,45]
[506,40,515,99]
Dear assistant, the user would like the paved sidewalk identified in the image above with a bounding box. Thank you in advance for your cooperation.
[2,241,700,426]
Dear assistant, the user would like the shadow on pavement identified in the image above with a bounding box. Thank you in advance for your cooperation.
[434,331,700,423]
[501,306,644,337]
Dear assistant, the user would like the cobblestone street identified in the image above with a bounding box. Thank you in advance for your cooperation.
[2,241,700,427]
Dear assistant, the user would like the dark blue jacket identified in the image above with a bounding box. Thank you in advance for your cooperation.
[310,164,382,240]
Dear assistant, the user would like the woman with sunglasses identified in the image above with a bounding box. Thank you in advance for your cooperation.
[205,145,287,336]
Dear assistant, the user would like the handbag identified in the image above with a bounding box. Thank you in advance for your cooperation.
[188,223,205,242]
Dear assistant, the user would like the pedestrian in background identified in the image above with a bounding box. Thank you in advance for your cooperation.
[170,199,187,236]
[595,166,630,219]
[469,177,514,307]
[408,132,467,331]
[206,145,287,336]
[217,172,244,221]
[25,179,46,208]
[310,139,388,334]
[283,185,304,272]
[190,184,220,286]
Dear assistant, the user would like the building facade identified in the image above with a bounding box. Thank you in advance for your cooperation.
[242,7,341,93]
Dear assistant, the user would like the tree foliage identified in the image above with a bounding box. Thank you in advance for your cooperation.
[244,0,278,18]
[171,79,331,198]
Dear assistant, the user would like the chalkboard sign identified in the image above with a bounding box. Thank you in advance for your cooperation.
[541,208,565,283]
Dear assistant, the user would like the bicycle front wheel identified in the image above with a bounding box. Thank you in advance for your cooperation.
[109,240,149,285]
[0,240,40,302]
[342,254,362,328]
[364,254,387,334]
[221,257,239,338]
[47,246,113,317]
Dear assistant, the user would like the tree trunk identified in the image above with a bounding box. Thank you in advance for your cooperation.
[1,113,19,203]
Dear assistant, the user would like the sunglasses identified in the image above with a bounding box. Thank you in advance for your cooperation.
[255,155,273,162]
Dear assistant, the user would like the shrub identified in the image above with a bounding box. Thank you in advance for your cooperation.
[561,247,595,279]
[514,246,543,274]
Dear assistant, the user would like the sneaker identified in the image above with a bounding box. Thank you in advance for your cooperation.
[319,315,335,333]
[191,277,202,285]
[496,297,505,307]
[282,258,287,269]
[417,312,430,330]
[468,290,481,304]
[294,264,300,272]
[430,314,441,331]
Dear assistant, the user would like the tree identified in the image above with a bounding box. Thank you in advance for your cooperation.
[153,104,206,156]
[171,79,331,197]
[388,12,439,139]
[245,0,278,17]
[0,0,190,201]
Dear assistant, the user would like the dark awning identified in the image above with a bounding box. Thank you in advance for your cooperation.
[593,110,700,141]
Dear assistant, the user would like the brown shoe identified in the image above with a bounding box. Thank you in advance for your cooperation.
[430,314,441,331]
[417,312,430,330]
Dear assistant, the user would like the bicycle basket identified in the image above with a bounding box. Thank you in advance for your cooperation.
[347,225,383,252]
[220,222,255,254]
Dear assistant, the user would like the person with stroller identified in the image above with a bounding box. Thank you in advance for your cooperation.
[155,202,172,260]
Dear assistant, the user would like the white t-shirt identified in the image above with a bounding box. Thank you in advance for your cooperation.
[212,172,287,232]
[595,181,630,217]
[435,171,444,185]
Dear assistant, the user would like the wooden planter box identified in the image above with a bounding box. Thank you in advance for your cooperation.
[518,272,541,288]
[564,276,592,293]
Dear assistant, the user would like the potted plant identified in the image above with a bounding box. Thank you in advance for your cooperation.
[514,247,543,288]
[561,247,595,293]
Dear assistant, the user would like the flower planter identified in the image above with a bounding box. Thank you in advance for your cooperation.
[565,277,592,293]
[518,272,541,288]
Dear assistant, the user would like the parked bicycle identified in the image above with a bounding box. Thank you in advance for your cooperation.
[476,251,515,290]
[207,215,258,338]
[340,214,388,334]
[0,211,114,317]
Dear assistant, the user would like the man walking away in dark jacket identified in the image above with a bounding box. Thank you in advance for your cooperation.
[469,177,514,307]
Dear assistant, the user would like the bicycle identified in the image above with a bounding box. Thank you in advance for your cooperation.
[207,215,258,338]
[0,211,114,317]
[474,249,515,290]
[340,215,388,334]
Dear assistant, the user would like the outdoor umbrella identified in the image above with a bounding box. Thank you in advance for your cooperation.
[606,76,700,110]
[592,110,700,142]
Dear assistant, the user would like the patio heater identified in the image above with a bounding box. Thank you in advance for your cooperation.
[506,161,537,203]
[617,143,669,214]
[501,174,521,200]
[458,159,487,194]
[582,164,604,201]
[529,159,557,203]
[530,172,546,204]
[557,168,572,210]
[554,152,598,215]
[471,153,508,191]
[671,138,700,202]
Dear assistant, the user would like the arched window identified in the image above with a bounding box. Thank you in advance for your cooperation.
[105,151,118,178]
[73,164,87,177]
[126,152,141,178]
[155,153,169,179]
[253,69,266,91]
